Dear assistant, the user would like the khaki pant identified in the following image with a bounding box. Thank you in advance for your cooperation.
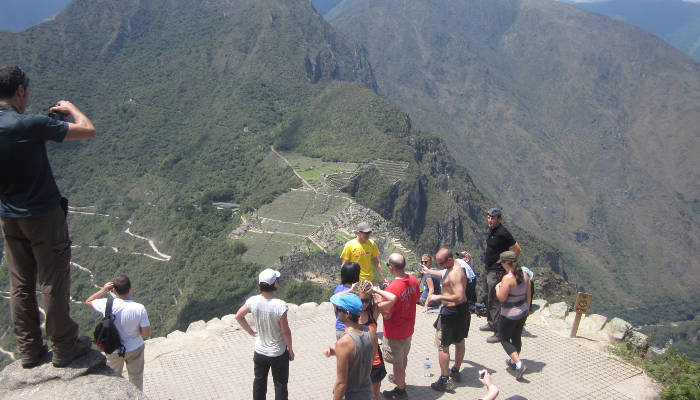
[106,344,146,391]
[1,207,78,360]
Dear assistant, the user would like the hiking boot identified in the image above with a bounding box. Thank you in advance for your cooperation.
[382,386,408,399]
[515,364,528,381]
[479,323,494,332]
[506,358,516,370]
[52,336,91,368]
[21,344,48,369]
[486,334,500,343]
[449,366,462,382]
[430,376,455,392]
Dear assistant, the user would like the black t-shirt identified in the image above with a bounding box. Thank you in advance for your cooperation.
[0,104,68,218]
[483,223,516,272]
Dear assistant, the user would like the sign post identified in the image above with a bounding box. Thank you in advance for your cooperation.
[570,292,592,338]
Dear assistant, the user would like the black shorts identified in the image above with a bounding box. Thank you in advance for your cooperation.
[439,302,470,347]
[370,344,387,383]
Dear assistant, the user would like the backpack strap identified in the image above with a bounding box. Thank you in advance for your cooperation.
[106,297,114,318]
[105,297,126,357]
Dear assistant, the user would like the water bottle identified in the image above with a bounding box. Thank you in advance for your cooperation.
[423,356,432,377]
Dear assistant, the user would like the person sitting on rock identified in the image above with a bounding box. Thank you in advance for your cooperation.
[86,275,150,390]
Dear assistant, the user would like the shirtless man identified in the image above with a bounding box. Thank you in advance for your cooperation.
[424,248,469,392]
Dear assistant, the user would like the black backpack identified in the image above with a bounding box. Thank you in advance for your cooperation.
[93,297,125,356]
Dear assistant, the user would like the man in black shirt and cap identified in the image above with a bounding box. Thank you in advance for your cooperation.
[480,208,521,343]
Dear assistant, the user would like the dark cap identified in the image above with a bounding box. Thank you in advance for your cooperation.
[487,208,502,218]
[357,222,372,233]
[497,251,517,264]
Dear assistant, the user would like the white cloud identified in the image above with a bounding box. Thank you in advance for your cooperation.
[681,0,700,3]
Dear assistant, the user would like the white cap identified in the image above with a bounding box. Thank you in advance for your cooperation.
[258,268,281,285]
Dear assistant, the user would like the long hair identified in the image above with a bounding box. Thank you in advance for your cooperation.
[513,262,524,285]
[351,280,375,311]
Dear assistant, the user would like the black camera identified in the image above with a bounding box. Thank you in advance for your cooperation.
[45,105,71,122]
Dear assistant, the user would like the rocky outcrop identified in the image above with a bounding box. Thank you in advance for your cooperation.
[0,349,147,400]
[530,301,655,354]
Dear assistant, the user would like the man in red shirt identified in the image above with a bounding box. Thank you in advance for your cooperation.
[381,253,420,400]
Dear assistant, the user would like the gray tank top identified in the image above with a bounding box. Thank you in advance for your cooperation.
[345,326,373,399]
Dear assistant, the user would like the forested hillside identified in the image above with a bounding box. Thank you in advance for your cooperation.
[0,0,571,367]
[327,0,700,324]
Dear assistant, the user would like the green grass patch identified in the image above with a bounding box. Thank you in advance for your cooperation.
[611,338,700,399]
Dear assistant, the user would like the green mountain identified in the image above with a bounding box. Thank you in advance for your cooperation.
[327,0,700,323]
[0,0,571,367]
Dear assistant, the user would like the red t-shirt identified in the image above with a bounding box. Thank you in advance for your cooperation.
[383,274,420,340]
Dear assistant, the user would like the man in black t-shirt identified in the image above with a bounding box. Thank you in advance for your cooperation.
[480,208,521,343]
[0,65,96,368]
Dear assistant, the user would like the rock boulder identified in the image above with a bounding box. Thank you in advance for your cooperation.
[0,349,147,399]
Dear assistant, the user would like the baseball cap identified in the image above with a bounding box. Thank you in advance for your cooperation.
[330,293,363,316]
[357,222,372,233]
[497,251,517,264]
[259,268,281,284]
[487,208,502,217]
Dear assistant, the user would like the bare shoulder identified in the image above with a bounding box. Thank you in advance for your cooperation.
[502,273,517,285]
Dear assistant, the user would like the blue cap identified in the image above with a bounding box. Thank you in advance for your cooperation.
[330,293,363,316]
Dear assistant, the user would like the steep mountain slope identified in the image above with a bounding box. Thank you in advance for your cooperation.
[0,0,375,360]
[328,0,700,321]
[0,0,570,366]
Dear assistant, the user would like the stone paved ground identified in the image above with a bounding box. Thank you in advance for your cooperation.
[143,303,657,400]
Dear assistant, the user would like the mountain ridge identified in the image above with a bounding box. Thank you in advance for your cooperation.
[327,0,700,320]
[0,0,572,367]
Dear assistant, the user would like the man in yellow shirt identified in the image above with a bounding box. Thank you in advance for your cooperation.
[340,222,388,285]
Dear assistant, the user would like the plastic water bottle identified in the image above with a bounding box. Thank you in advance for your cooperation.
[423,356,432,377]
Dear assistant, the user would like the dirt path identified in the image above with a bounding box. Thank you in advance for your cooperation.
[68,205,110,217]
[70,261,100,289]
[259,216,320,228]
[125,222,172,261]
[270,146,316,192]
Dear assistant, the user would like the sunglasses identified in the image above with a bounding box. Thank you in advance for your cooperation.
[335,306,347,314]
[361,298,371,303]
[421,260,429,264]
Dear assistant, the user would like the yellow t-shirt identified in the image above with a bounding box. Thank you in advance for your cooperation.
[340,238,380,282]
